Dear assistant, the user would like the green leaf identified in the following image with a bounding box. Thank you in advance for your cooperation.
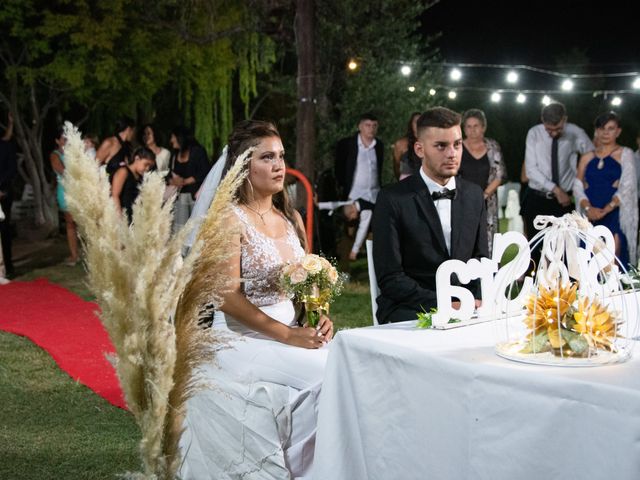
[416,307,437,329]
[520,330,550,354]
[562,329,589,355]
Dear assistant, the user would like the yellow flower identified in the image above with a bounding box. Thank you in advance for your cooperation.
[301,254,323,274]
[573,297,618,351]
[524,283,577,334]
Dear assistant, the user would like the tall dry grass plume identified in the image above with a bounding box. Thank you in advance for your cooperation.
[61,122,248,479]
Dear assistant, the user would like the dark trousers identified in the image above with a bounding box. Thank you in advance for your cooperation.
[520,191,573,270]
[0,194,13,275]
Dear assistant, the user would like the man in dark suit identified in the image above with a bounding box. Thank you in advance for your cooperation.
[334,113,384,261]
[334,112,385,202]
[372,107,489,324]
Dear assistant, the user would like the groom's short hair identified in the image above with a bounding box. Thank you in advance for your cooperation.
[416,107,461,135]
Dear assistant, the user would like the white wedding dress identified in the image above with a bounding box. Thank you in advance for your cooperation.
[180,205,329,480]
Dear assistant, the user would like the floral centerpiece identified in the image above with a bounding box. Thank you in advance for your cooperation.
[281,254,346,327]
[520,282,621,357]
[494,213,637,366]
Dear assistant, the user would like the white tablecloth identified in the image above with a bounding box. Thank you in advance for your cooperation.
[314,320,640,480]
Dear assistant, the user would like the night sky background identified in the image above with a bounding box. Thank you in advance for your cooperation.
[419,0,638,179]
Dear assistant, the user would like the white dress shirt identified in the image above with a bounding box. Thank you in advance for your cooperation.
[420,167,456,253]
[348,135,379,203]
[525,122,594,193]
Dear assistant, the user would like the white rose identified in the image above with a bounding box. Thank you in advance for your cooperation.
[290,267,308,284]
[327,266,338,284]
[301,255,323,274]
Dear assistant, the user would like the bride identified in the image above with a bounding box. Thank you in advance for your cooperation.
[180,120,333,479]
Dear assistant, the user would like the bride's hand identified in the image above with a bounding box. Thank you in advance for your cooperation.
[316,314,334,342]
[285,326,326,349]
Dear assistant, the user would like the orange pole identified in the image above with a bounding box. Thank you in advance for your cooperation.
[285,168,314,251]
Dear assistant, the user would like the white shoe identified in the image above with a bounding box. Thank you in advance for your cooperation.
[0,277,10,285]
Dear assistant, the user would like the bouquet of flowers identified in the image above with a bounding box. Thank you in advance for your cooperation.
[521,281,621,357]
[281,254,346,327]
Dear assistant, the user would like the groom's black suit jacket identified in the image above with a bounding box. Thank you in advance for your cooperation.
[372,174,489,324]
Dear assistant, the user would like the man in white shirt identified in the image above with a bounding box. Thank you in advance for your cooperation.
[334,113,384,260]
[372,107,488,323]
[521,102,593,239]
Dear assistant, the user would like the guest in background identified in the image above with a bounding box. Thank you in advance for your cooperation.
[168,126,211,232]
[0,111,16,279]
[50,127,79,266]
[458,109,507,252]
[83,133,99,160]
[634,130,640,219]
[111,147,156,223]
[392,111,421,180]
[521,102,593,241]
[96,116,135,179]
[574,112,637,267]
[334,113,384,264]
[141,124,171,174]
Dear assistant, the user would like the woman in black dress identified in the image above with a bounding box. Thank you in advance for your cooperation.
[458,109,507,252]
[111,147,156,222]
[167,126,211,232]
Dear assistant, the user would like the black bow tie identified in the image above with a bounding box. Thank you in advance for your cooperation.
[431,188,456,201]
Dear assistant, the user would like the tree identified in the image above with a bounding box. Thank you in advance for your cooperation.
[0,0,274,229]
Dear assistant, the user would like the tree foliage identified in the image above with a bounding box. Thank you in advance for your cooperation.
[0,0,274,227]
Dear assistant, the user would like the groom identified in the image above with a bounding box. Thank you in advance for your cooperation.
[372,107,489,324]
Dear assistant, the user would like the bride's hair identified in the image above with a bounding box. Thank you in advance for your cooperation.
[223,120,306,249]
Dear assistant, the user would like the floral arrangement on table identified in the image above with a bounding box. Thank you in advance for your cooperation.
[520,281,621,357]
[281,254,347,327]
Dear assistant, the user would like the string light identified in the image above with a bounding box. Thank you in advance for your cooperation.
[541,95,552,105]
[633,77,640,89]
[347,60,358,71]
[448,90,457,99]
[408,85,416,92]
[516,93,527,104]
[401,65,412,76]
[561,79,574,91]
[450,68,462,81]
[491,92,502,103]
[429,88,437,96]
[611,96,622,106]
[506,71,519,84]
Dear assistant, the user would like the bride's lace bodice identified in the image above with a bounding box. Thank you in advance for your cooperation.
[233,205,305,307]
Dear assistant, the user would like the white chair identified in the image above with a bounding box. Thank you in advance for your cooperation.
[365,239,380,325]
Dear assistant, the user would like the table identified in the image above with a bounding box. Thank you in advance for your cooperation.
[314,320,640,480]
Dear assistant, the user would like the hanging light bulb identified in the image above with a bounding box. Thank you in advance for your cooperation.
[491,92,502,103]
[429,88,437,96]
[561,79,574,91]
[541,95,552,105]
[408,85,416,92]
[516,93,527,104]
[506,71,518,84]
[347,60,358,71]
[448,90,457,99]
[633,77,640,89]
[611,96,622,106]
[401,65,412,76]
[450,68,462,81]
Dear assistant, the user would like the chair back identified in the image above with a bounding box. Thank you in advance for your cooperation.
[365,239,380,325]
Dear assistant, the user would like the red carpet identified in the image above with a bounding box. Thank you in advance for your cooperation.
[0,278,126,409]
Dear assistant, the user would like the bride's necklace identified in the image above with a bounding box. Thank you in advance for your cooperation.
[245,203,273,224]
